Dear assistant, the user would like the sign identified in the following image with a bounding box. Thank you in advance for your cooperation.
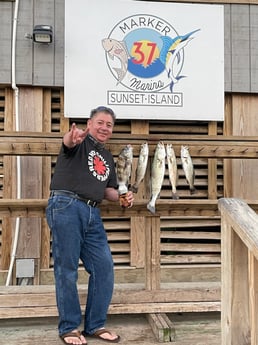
[65,0,224,120]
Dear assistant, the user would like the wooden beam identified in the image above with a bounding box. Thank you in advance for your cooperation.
[147,313,176,342]
[0,282,221,319]
[1,199,258,218]
[1,133,258,158]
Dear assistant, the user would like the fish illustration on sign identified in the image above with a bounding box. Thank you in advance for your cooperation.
[159,29,200,92]
[102,38,130,84]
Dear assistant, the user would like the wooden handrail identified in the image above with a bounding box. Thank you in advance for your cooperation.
[0,198,258,218]
[0,133,258,157]
[0,198,220,217]
[219,198,258,345]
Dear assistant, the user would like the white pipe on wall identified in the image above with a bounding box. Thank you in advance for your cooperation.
[6,0,21,286]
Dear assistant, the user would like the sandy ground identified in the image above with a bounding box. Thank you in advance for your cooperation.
[0,312,221,345]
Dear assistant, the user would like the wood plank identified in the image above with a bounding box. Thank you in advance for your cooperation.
[231,5,250,92]
[250,5,258,92]
[130,217,145,268]
[0,282,221,318]
[147,313,176,342]
[0,282,221,304]
[1,133,258,158]
[249,253,258,345]
[219,198,258,344]
[0,2,12,83]
[41,89,52,269]
[3,198,258,218]
[54,0,65,86]
[33,0,55,85]
[231,95,258,199]
[161,254,221,264]
[161,218,221,228]
[130,121,149,268]
[161,231,221,240]
[15,0,33,85]
[208,122,218,199]
[161,243,220,252]
[0,301,221,319]
[16,88,43,263]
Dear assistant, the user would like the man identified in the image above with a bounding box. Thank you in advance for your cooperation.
[46,106,134,345]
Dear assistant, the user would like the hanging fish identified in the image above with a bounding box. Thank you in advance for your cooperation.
[116,144,133,195]
[181,145,196,195]
[147,142,166,214]
[131,142,149,193]
[166,143,179,200]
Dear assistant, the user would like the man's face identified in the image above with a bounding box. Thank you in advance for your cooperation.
[87,112,114,143]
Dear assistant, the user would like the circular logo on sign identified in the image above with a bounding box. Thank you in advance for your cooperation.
[102,14,199,93]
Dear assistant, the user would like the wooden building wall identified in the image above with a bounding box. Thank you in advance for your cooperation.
[0,86,258,286]
[0,0,258,288]
[0,0,258,92]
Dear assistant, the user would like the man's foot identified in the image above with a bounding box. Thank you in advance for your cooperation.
[84,328,120,343]
[60,329,87,345]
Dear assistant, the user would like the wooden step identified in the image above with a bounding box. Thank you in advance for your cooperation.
[0,282,221,319]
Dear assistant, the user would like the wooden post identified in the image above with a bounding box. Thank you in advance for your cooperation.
[248,252,258,345]
[220,198,252,345]
[145,216,160,290]
[1,88,14,273]
[130,120,149,268]
[208,122,217,199]
[41,89,52,272]
[16,87,43,284]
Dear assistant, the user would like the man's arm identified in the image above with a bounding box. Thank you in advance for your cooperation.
[104,188,134,208]
[104,187,119,202]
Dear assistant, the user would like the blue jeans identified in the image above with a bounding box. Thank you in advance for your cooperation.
[46,194,114,336]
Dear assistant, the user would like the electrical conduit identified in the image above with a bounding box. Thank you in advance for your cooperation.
[6,0,21,286]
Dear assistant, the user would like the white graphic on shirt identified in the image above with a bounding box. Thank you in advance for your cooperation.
[88,150,110,182]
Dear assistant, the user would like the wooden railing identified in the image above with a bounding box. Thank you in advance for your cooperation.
[219,198,258,345]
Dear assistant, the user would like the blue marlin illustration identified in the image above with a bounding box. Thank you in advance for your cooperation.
[160,29,200,92]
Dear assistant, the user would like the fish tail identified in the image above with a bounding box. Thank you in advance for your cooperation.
[147,202,156,214]
[113,67,125,84]
[172,192,179,200]
[169,81,174,92]
[131,184,138,193]
[147,195,157,214]
[190,186,197,195]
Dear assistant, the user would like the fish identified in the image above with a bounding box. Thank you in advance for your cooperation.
[166,143,179,199]
[116,144,133,195]
[180,145,196,195]
[102,38,130,84]
[131,142,149,193]
[147,142,166,214]
[159,29,200,92]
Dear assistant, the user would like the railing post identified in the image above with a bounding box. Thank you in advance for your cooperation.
[219,198,254,345]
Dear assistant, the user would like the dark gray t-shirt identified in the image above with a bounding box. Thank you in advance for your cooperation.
[50,135,117,203]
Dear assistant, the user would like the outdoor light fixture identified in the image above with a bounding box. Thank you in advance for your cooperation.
[32,25,53,43]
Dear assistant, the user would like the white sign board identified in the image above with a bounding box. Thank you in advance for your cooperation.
[65,0,224,120]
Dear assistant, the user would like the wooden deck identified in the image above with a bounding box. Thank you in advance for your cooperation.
[0,312,221,345]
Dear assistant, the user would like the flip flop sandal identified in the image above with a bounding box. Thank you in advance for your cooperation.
[60,330,87,344]
[84,329,120,343]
